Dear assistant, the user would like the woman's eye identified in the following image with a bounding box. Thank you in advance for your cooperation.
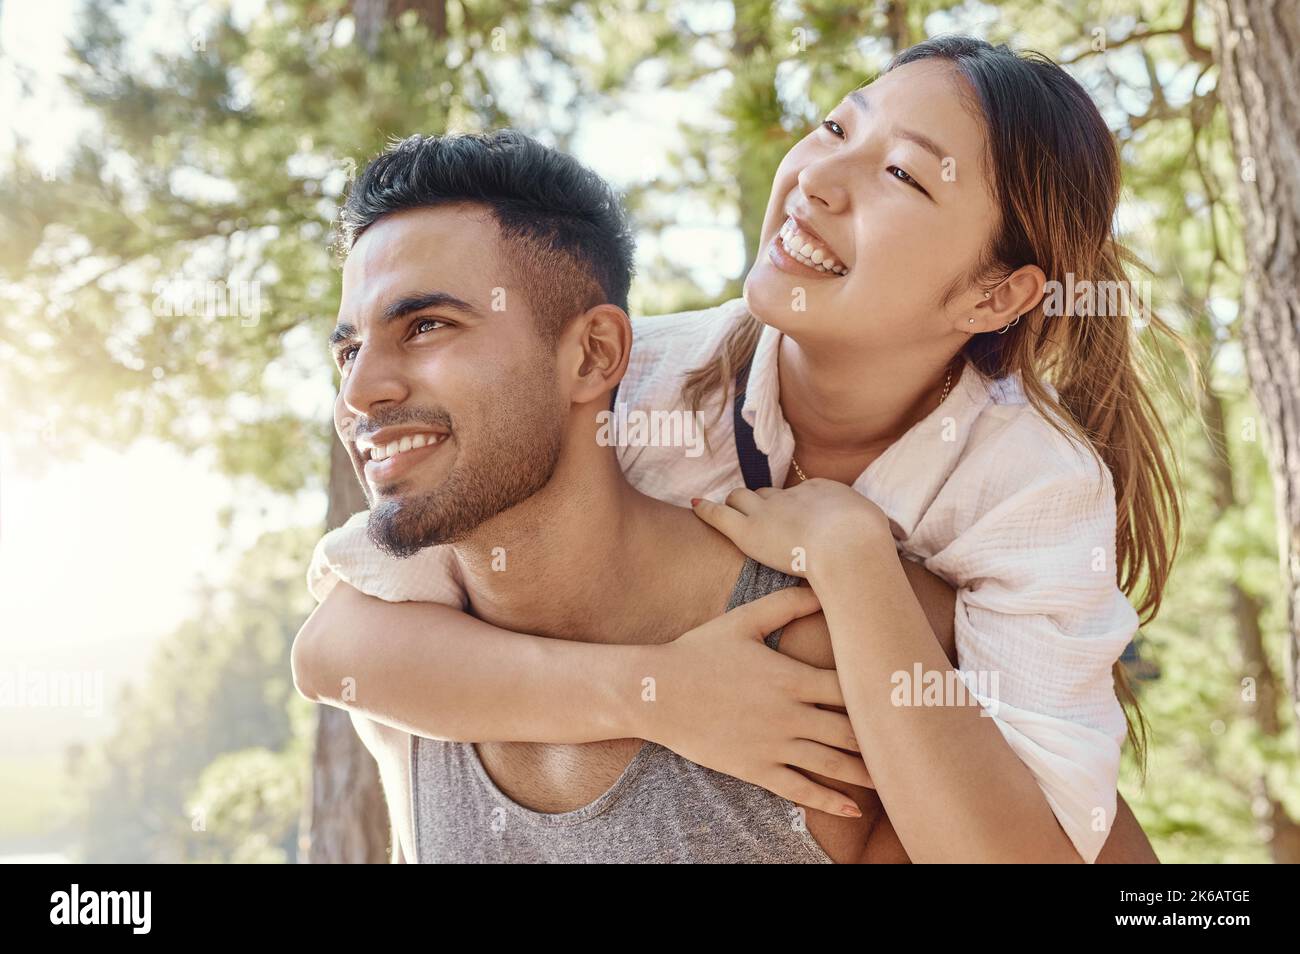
[821,118,845,138]
[887,165,927,194]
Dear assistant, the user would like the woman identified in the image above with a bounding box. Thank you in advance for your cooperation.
[296,36,1179,861]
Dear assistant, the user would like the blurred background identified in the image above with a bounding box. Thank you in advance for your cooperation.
[1,0,1296,864]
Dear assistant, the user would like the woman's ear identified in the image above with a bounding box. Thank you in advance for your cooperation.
[967,264,1046,333]
[562,304,632,405]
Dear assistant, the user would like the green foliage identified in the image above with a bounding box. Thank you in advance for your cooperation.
[187,746,306,864]
[69,526,317,863]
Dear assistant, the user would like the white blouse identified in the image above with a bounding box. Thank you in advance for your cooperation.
[308,296,1139,863]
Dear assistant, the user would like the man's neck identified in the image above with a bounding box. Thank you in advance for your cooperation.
[451,444,740,647]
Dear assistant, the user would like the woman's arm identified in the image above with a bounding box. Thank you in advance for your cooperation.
[292,582,873,818]
[694,479,1139,863]
[294,584,639,743]
[810,535,1086,862]
[298,509,873,815]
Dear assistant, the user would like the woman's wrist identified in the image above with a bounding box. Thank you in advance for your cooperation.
[599,641,665,743]
[808,510,895,584]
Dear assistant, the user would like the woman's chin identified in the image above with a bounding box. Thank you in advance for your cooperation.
[743,266,823,331]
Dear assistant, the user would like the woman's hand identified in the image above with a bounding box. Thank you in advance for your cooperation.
[634,584,872,819]
[691,478,892,578]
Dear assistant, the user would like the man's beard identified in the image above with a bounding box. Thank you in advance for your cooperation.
[365,389,565,559]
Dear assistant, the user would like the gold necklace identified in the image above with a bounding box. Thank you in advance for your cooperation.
[789,359,957,483]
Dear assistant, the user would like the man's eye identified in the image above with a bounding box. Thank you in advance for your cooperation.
[338,345,359,367]
[821,119,845,138]
[413,318,446,336]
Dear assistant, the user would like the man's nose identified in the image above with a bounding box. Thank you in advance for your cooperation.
[341,344,409,418]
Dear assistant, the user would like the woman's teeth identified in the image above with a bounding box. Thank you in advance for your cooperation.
[363,432,447,462]
[779,219,849,275]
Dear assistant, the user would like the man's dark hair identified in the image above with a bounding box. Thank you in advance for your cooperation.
[338,130,635,341]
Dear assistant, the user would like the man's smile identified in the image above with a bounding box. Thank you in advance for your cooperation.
[357,427,450,461]
[358,427,454,489]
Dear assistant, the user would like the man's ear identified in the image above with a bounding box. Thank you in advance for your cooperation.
[561,304,632,405]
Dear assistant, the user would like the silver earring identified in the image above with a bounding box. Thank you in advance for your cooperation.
[983,291,991,299]
[996,314,1022,335]
[968,317,975,324]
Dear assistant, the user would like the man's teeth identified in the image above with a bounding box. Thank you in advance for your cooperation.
[363,432,448,461]
[779,219,849,275]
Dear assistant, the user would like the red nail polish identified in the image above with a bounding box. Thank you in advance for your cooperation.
[690,498,701,507]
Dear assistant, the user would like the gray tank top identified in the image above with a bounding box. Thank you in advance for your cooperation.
[410,556,833,863]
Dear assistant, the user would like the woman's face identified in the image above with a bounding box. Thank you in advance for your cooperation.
[744,59,999,349]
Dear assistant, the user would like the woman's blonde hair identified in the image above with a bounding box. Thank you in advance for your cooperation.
[683,37,1189,770]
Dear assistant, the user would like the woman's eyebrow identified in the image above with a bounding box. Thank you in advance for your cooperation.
[846,89,951,164]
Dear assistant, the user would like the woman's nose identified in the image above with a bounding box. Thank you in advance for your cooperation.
[797,156,850,214]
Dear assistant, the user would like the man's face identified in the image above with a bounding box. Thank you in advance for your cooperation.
[331,204,568,557]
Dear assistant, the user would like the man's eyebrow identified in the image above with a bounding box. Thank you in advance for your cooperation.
[846,89,951,164]
[329,292,481,348]
[382,291,481,323]
[329,322,356,347]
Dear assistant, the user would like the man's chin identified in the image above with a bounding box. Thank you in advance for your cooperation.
[364,493,483,558]
[363,474,437,514]
[361,435,561,558]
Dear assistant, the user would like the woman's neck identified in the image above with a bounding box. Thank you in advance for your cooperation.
[777,333,961,484]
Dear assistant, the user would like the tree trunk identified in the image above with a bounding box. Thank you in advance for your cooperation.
[884,1,912,52]
[298,434,387,863]
[1211,1,1300,713]
[352,0,448,54]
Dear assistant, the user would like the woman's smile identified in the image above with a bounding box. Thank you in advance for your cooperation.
[767,216,850,280]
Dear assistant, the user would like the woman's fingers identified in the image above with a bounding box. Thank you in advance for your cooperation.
[690,496,747,539]
[798,705,860,753]
[787,740,874,789]
[726,586,822,641]
[765,767,865,818]
[724,486,763,514]
[799,666,846,709]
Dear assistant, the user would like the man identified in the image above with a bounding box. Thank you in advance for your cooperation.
[294,131,1157,862]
